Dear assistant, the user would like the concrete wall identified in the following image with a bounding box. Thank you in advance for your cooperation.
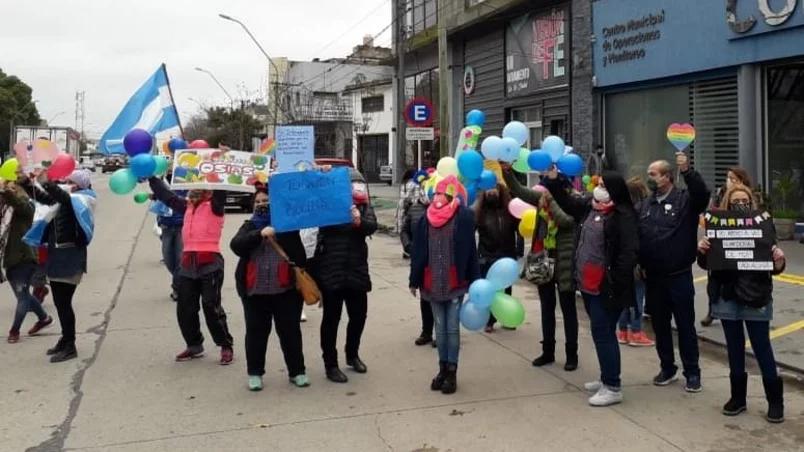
[349,83,395,166]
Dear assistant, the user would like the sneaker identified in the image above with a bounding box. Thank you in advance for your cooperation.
[628,331,655,347]
[584,380,602,393]
[7,330,20,344]
[588,385,623,407]
[484,325,494,334]
[685,375,702,393]
[28,316,54,336]
[616,329,629,344]
[220,347,234,365]
[248,375,263,391]
[175,347,204,362]
[50,343,77,363]
[653,370,678,386]
[290,374,310,387]
[300,310,307,322]
[414,334,433,346]
[33,286,49,303]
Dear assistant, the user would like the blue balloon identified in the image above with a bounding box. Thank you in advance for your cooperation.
[487,257,520,291]
[460,301,491,332]
[123,129,153,157]
[168,137,188,152]
[556,153,584,177]
[480,136,503,160]
[457,150,483,180]
[542,135,565,162]
[502,121,529,146]
[466,109,486,127]
[465,182,478,205]
[469,279,496,309]
[478,170,497,190]
[129,153,157,178]
[527,149,553,172]
[499,137,520,163]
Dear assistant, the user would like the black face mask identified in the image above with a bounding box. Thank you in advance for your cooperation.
[646,178,659,192]
[484,194,500,207]
[729,203,751,213]
[254,205,269,215]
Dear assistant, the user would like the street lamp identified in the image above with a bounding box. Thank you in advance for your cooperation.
[194,67,234,107]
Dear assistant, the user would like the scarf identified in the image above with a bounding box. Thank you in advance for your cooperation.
[591,199,615,214]
[426,176,465,228]
[23,188,97,247]
[250,206,272,230]
[0,203,13,281]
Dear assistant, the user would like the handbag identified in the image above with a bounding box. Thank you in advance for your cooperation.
[522,213,554,285]
[267,237,322,305]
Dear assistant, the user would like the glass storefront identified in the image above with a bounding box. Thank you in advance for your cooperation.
[404,68,439,169]
[766,63,804,218]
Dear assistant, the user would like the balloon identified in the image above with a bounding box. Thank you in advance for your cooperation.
[153,155,169,176]
[586,183,596,193]
[556,153,584,177]
[436,157,459,178]
[512,148,531,173]
[123,129,154,157]
[48,153,76,180]
[531,183,548,194]
[499,137,520,163]
[189,139,209,149]
[508,198,534,219]
[109,169,138,195]
[486,257,520,291]
[490,292,526,328]
[527,150,553,172]
[465,182,478,206]
[457,151,483,180]
[0,158,19,181]
[502,121,529,146]
[130,154,157,178]
[477,169,497,190]
[168,137,188,152]
[519,209,537,238]
[582,175,591,185]
[542,136,565,162]
[480,136,503,160]
[591,175,601,186]
[468,279,496,309]
[564,146,574,155]
[466,109,486,127]
[133,192,150,204]
[460,301,491,332]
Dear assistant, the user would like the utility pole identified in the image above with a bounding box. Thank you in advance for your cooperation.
[74,91,86,138]
[393,0,407,185]
[437,0,449,158]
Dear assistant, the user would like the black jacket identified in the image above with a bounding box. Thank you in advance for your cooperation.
[23,181,87,248]
[476,203,521,263]
[230,219,307,299]
[312,203,378,292]
[638,170,709,276]
[401,201,427,254]
[546,172,639,311]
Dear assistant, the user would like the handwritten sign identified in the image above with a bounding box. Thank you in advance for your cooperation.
[704,209,776,272]
[170,149,269,192]
[268,167,352,232]
[275,126,315,173]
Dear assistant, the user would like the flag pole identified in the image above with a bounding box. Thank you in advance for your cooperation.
[162,63,185,138]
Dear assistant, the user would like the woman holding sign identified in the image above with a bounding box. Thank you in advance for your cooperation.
[697,184,787,423]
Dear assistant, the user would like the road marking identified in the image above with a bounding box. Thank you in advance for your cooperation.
[775,274,804,286]
[746,319,804,348]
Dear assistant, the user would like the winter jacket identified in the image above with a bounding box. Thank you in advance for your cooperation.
[638,170,709,276]
[23,180,88,248]
[475,203,520,263]
[149,177,225,253]
[0,188,36,270]
[401,201,427,255]
[312,203,378,292]
[545,172,639,311]
[409,206,481,291]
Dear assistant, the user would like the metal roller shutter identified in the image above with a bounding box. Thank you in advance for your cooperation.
[689,77,739,188]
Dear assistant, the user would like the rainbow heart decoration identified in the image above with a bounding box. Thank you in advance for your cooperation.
[666,123,696,152]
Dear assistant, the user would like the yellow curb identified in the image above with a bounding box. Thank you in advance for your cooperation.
[747,319,804,348]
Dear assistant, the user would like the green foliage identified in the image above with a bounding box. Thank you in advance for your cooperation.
[185,105,264,151]
[0,68,41,153]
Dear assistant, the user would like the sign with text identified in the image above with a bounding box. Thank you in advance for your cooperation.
[170,149,269,192]
[268,167,353,232]
[275,126,315,173]
[406,127,435,141]
[704,209,776,272]
[505,6,569,96]
[404,98,434,127]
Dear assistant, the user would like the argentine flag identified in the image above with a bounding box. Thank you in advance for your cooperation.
[99,64,181,154]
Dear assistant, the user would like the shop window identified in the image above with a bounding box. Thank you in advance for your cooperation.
[361,96,384,113]
[767,64,804,217]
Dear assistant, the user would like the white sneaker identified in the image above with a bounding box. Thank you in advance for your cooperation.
[584,380,602,393]
[300,310,307,322]
[588,385,623,407]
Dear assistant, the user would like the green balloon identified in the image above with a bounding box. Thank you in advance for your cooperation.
[582,175,591,185]
[513,159,531,174]
[109,169,137,195]
[133,192,150,204]
[490,292,525,328]
[153,156,169,176]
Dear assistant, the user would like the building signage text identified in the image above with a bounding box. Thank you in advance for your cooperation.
[601,10,665,67]
[505,7,568,97]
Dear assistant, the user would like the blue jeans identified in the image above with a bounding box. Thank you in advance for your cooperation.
[431,297,462,364]
[160,226,183,291]
[583,293,622,388]
[646,270,700,378]
[721,320,778,379]
[8,263,48,332]
[618,279,645,331]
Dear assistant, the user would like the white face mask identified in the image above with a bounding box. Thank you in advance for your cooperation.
[593,186,611,203]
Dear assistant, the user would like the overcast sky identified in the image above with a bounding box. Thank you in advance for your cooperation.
[1,0,392,139]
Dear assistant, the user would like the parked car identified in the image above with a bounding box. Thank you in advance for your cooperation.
[101,155,127,173]
[79,156,96,172]
[314,158,353,168]
[379,165,393,185]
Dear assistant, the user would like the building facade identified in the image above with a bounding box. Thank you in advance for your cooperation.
[345,79,395,182]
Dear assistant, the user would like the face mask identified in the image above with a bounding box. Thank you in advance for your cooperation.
[484,193,500,206]
[730,202,751,213]
[646,179,659,192]
[254,205,268,215]
[593,186,611,203]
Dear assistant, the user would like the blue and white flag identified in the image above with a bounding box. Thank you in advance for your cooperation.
[23,189,98,247]
[99,64,181,154]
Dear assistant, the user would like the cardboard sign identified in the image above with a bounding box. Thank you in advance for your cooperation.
[275,126,315,173]
[268,167,353,233]
[704,209,776,272]
[170,149,269,192]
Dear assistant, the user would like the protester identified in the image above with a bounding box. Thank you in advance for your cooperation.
[397,168,417,258]
[149,177,234,365]
[154,170,185,301]
[400,182,435,347]
[2,179,52,344]
[701,167,752,327]
[503,168,579,371]
[313,169,377,383]
[545,167,638,406]
[639,153,709,392]
[696,184,786,423]
[409,176,480,395]
[21,169,96,363]
[230,185,309,391]
[617,177,654,347]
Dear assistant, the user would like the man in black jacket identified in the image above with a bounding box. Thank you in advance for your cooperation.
[639,153,710,393]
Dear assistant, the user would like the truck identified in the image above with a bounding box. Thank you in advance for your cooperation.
[13,125,81,159]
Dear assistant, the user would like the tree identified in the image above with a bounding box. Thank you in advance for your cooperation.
[0,68,41,154]
[183,105,264,151]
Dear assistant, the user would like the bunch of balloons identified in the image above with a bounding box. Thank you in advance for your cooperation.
[525,135,584,177]
[582,174,601,193]
[0,152,77,182]
[109,129,177,201]
[460,257,526,331]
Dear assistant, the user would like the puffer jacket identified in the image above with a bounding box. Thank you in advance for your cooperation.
[476,203,520,262]
[312,203,378,292]
[401,201,427,255]
[0,187,36,270]
[23,180,87,247]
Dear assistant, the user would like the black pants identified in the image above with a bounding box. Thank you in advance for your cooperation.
[242,291,305,378]
[51,281,78,344]
[722,319,778,379]
[320,288,367,368]
[177,270,233,348]
[646,270,700,378]
[537,280,578,350]
[419,299,434,337]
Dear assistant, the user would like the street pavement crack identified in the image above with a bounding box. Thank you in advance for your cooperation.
[27,212,148,452]
[374,414,394,451]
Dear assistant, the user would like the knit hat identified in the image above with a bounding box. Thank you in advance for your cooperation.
[67,170,91,190]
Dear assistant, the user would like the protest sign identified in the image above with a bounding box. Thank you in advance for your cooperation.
[14,139,60,172]
[704,209,776,271]
[275,126,315,173]
[268,167,352,232]
[170,148,270,192]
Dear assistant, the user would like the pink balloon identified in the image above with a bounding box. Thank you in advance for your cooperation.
[48,153,76,180]
[508,197,536,219]
[531,184,548,194]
